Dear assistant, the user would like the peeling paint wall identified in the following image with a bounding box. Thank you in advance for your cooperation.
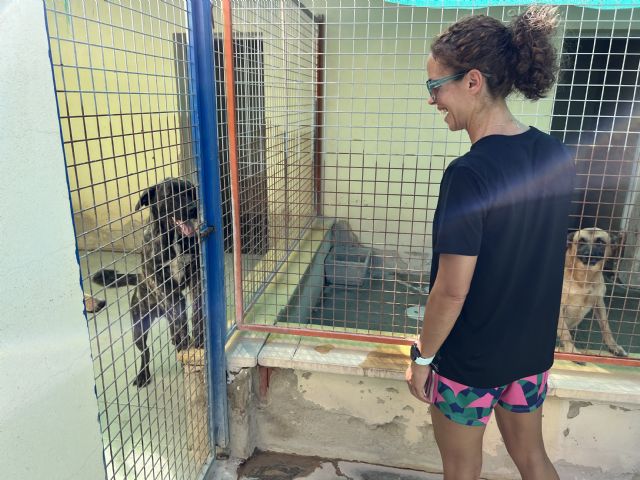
[254,369,441,473]
[228,367,640,480]
[546,399,640,477]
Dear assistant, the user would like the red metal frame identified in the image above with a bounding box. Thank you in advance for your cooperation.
[554,352,640,367]
[222,0,244,327]
[238,323,410,345]
[239,324,640,366]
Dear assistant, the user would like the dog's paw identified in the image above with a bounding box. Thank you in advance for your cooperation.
[609,344,628,357]
[133,371,152,388]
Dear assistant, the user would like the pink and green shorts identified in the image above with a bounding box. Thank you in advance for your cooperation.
[426,370,549,427]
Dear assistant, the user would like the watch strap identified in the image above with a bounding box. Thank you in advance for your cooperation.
[410,342,435,366]
[414,355,435,366]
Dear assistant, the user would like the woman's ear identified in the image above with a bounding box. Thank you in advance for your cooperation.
[466,69,484,95]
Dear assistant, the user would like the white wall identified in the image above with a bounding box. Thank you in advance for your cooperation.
[0,1,105,478]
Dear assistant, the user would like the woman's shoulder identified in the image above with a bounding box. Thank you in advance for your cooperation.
[444,153,491,191]
[525,127,573,160]
[448,149,489,174]
[445,154,475,175]
[472,127,570,159]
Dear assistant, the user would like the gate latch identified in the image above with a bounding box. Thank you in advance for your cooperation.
[199,225,215,239]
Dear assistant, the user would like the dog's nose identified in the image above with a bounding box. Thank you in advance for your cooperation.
[577,243,606,260]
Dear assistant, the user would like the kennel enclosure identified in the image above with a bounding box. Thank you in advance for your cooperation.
[43,0,640,478]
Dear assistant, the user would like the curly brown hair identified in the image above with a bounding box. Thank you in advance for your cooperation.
[431,6,559,101]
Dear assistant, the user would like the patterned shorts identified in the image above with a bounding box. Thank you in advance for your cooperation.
[427,370,550,427]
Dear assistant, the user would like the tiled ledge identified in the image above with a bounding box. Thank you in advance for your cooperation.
[546,361,640,404]
[226,331,640,406]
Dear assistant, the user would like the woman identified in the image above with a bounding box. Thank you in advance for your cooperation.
[406,7,575,480]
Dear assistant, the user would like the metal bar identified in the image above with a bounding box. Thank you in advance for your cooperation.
[239,323,412,346]
[189,0,229,450]
[281,0,291,245]
[314,17,325,216]
[289,0,315,22]
[554,352,640,367]
[222,0,245,327]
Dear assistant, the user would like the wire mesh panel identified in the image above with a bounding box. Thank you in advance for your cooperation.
[44,0,213,477]
[551,7,640,360]
[221,1,639,363]
[212,0,319,329]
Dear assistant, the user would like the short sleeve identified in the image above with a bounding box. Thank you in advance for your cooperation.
[433,164,487,256]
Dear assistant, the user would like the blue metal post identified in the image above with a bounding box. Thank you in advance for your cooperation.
[188,0,229,450]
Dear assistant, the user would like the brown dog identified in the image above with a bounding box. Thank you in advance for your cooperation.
[558,227,627,356]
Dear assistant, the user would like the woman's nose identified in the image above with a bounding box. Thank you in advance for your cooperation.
[427,96,436,106]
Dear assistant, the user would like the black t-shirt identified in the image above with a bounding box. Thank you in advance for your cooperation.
[429,127,575,388]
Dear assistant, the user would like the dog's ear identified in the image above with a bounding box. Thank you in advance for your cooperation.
[608,231,623,258]
[566,230,577,249]
[135,185,157,211]
[609,232,621,246]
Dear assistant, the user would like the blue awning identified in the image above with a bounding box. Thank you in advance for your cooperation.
[386,0,637,9]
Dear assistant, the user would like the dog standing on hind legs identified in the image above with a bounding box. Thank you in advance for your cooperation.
[93,178,204,388]
[558,227,627,357]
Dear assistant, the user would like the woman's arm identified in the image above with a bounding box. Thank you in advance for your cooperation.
[406,253,477,402]
[418,253,477,357]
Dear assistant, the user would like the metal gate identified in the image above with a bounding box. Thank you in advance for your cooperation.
[43,0,226,478]
[221,1,640,366]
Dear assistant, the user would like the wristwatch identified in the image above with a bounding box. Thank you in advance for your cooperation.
[410,342,435,366]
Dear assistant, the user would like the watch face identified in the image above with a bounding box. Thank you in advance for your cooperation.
[410,343,420,361]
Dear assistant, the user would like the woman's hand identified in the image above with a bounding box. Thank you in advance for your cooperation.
[405,362,432,403]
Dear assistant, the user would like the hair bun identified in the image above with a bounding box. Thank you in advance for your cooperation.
[510,6,559,100]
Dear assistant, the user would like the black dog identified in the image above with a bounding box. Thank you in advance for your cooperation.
[93,178,204,387]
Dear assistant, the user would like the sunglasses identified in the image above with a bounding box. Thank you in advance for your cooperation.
[425,71,468,101]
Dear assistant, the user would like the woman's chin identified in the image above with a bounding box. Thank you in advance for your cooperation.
[443,115,456,131]
[445,120,459,131]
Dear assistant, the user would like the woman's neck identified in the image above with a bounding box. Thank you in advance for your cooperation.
[466,100,528,144]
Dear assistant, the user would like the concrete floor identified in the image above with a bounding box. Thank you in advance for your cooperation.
[208,450,640,480]
[209,451,444,480]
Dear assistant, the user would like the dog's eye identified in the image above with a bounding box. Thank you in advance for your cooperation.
[595,238,607,244]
